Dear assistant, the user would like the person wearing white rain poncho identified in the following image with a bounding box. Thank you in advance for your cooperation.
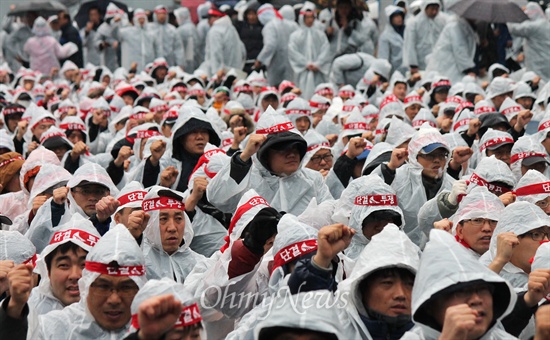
[207,107,332,215]
[126,278,203,339]
[287,2,332,100]
[284,98,314,136]
[479,202,550,289]
[510,135,550,182]
[140,186,205,283]
[1,215,101,339]
[33,224,146,339]
[26,163,118,253]
[110,181,147,244]
[376,124,461,246]
[515,170,550,215]
[147,5,185,69]
[401,229,517,340]
[0,231,37,339]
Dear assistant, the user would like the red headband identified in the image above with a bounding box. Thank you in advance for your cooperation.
[256,122,294,135]
[271,239,317,274]
[142,197,185,212]
[50,229,100,247]
[354,194,398,206]
[85,261,145,276]
[118,190,147,206]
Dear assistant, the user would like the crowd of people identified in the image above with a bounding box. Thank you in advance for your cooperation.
[0,0,550,339]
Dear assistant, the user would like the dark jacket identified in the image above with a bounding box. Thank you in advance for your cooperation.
[59,23,84,68]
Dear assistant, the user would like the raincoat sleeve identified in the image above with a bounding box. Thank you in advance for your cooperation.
[508,21,539,38]
[0,297,29,340]
[256,24,277,67]
[377,34,391,63]
[188,209,227,257]
[25,199,65,253]
[417,194,452,240]
[206,29,226,74]
[403,22,418,68]
[326,169,346,199]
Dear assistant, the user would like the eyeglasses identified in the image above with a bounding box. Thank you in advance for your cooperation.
[418,152,449,162]
[463,218,498,228]
[310,154,333,164]
[535,198,550,209]
[521,229,550,242]
[72,187,109,196]
[452,283,494,300]
[89,282,139,297]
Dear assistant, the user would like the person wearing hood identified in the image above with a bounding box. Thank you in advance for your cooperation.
[33,224,146,339]
[288,3,332,100]
[236,1,264,74]
[111,181,147,244]
[94,3,125,71]
[26,163,118,253]
[402,0,446,73]
[377,125,468,245]
[508,3,550,82]
[378,5,407,75]
[57,11,84,68]
[207,107,333,215]
[147,5,185,68]
[14,105,56,156]
[322,0,367,59]
[174,7,200,73]
[426,16,478,84]
[1,215,100,338]
[254,4,297,87]
[23,17,78,76]
[515,169,550,215]
[201,8,246,78]
[510,135,549,181]
[79,6,102,66]
[141,186,205,283]
[140,107,221,192]
[112,9,161,73]
[402,229,517,340]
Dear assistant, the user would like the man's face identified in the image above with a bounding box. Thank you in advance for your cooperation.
[138,17,146,27]
[156,12,167,24]
[71,184,110,216]
[535,197,550,215]
[303,13,315,27]
[31,120,55,140]
[51,145,70,161]
[23,80,34,91]
[312,110,326,127]
[393,83,407,101]
[516,97,534,110]
[87,275,139,331]
[114,207,142,227]
[306,149,333,172]
[362,271,414,317]
[49,246,87,306]
[416,148,448,179]
[6,116,21,133]
[261,95,279,111]
[268,145,301,176]
[159,209,185,255]
[456,219,496,255]
[521,161,547,176]
[154,67,167,81]
[492,92,513,110]
[294,116,311,134]
[434,89,449,104]
[122,94,135,106]
[511,226,549,273]
[405,104,422,121]
[425,4,440,19]
[486,144,512,165]
[541,133,550,155]
[362,219,393,240]
[182,129,209,155]
[434,283,494,339]
[89,9,100,25]
[67,131,85,144]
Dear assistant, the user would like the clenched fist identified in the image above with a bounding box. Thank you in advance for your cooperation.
[160,166,179,188]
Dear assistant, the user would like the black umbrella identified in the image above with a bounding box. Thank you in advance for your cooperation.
[449,0,529,23]
[8,0,67,17]
[74,0,129,29]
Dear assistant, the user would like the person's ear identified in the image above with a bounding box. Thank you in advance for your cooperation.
[456,223,464,240]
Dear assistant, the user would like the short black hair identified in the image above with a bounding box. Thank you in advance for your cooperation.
[359,267,415,295]
[362,210,402,228]
[45,242,85,273]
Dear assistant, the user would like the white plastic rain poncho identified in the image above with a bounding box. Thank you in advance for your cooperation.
[531,241,550,272]
[287,4,332,100]
[284,98,313,135]
[345,174,405,262]
[380,125,455,245]
[202,15,245,77]
[0,230,36,265]
[147,6,184,67]
[94,3,125,71]
[26,163,118,253]
[141,186,205,283]
[361,142,394,176]
[500,97,524,123]
[33,224,146,339]
[9,164,71,235]
[331,53,376,89]
[385,115,416,147]
[402,229,516,340]
[426,16,477,84]
[256,4,297,86]
[515,169,550,205]
[479,202,550,288]
[337,224,420,339]
[185,148,230,257]
[508,3,550,81]
[27,214,101,337]
[128,278,202,334]
[402,0,447,70]
[112,9,161,72]
[199,190,273,320]
[109,181,146,230]
[510,135,550,181]
[174,7,200,72]
[477,128,514,164]
[452,107,475,133]
[253,291,342,339]
[412,108,437,129]
[207,107,333,215]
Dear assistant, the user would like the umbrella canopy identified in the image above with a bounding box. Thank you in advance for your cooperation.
[449,0,529,23]
[74,0,129,29]
[8,0,67,16]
